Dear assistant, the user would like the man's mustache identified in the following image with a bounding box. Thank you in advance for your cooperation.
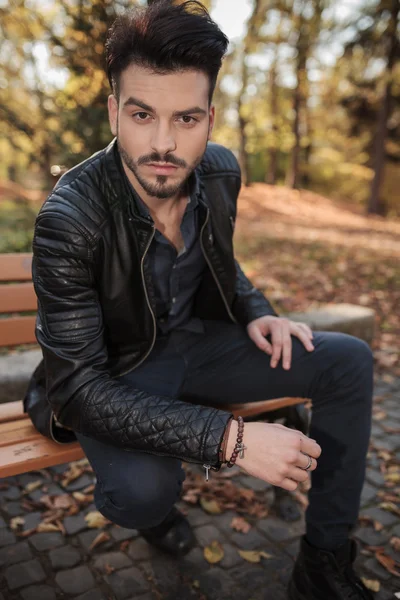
[137,153,187,168]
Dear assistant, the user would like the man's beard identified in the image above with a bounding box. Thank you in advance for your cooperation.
[117,138,205,199]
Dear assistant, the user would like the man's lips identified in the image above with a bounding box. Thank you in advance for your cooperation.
[146,163,179,174]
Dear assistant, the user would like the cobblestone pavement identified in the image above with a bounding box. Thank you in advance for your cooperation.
[1,375,399,600]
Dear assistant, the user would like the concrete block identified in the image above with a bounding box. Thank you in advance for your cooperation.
[0,349,41,404]
[284,303,375,345]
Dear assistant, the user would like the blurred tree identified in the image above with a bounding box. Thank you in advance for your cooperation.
[341,0,400,215]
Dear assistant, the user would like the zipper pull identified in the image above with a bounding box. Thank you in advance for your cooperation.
[203,464,210,482]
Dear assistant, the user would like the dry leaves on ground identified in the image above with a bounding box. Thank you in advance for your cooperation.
[182,467,269,519]
[238,550,273,563]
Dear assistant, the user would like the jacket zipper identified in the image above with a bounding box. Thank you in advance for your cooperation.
[200,208,237,325]
[117,226,157,377]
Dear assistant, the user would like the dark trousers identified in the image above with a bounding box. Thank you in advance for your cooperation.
[76,320,373,550]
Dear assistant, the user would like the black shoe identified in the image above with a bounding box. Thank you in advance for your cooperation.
[138,506,196,557]
[288,535,374,599]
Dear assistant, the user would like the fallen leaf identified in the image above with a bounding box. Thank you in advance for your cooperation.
[238,550,262,563]
[204,540,224,564]
[23,480,42,494]
[83,484,95,494]
[56,520,66,536]
[89,531,111,550]
[72,492,88,503]
[199,497,222,514]
[384,473,400,484]
[36,522,60,533]
[259,550,274,559]
[104,563,115,575]
[120,540,130,552]
[379,502,400,517]
[10,516,25,530]
[85,511,110,529]
[373,520,384,532]
[375,552,400,577]
[372,411,387,421]
[390,537,400,552]
[53,494,75,509]
[360,578,380,592]
[231,516,251,534]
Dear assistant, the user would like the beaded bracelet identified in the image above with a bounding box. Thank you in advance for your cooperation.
[226,416,246,468]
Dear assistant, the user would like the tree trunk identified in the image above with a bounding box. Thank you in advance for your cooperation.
[285,43,306,189]
[267,55,278,185]
[238,50,251,186]
[367,0,399,215]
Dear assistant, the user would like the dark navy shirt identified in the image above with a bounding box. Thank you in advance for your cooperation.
[133,176,206,335]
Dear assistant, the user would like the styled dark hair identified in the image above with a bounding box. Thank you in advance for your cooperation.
[105,0,229,104]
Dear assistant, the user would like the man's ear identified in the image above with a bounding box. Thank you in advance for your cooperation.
[108,94,118,137]
[208,105,215,140]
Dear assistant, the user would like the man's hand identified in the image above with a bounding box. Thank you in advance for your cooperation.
[247,315,314,370]
[226,420,321,490]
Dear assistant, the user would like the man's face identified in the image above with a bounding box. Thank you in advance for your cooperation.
[108,65,215,200]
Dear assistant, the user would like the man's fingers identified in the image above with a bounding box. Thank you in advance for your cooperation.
[270,326,283,367]
[280,478,298,491]
[249,326,272,353]
[281,326,292,370]
[293,326,314,351]
[298,452,317,471]
[300,437,322,459]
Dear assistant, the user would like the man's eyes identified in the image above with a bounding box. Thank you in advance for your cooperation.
[132,112,198,125]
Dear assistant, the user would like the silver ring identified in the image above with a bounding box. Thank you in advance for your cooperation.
[301,453,313,471]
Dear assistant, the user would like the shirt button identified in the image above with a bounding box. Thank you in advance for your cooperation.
[172,297,177,304]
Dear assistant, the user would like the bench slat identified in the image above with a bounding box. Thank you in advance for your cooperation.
[0,438,85,478]
[0,316,36,347]
[0,253,32,282]
[211,397,309,419]
[0,283,37,313]
[0,419,43,447]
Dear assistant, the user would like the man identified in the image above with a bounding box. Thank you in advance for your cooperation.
[29,2,374,598]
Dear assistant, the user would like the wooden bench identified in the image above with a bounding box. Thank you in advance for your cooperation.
[0,252,310,479]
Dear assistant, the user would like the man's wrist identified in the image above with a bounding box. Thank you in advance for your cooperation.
[225,418,239,461]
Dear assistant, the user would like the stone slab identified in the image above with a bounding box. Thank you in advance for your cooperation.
[0,349,41,403]
[284,303,375,344]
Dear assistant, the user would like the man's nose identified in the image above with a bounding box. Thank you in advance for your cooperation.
[150,122,177,157]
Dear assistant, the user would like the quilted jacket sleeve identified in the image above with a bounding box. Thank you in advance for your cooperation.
[32,213,233,467]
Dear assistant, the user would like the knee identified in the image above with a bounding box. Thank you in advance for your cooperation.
[341,335,374,372]
[96,466,185,529]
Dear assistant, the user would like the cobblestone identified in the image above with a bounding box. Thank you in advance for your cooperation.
[49,545,82,569]
[231,528,269,550]
[55,565,96,595]
[0,541,32,566]
[75,590,107,600]
[0,374,399,599]
[0,528,16,547]
[63,513,89,535]
[29,532,65,550]
[20,584,56,600]
[92,551,132,571]
[105,566,150,600]
[5,558,46,589]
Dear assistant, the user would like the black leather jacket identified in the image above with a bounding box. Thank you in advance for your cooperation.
[29,139,278,471]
